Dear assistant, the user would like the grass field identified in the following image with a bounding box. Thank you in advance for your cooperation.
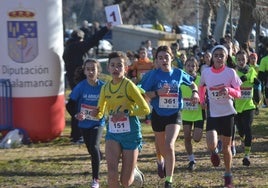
[0,105,267,188]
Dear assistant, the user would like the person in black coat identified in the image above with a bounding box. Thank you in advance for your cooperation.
[63,23,112,89]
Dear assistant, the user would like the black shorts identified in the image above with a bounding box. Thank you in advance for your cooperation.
[151,109,182,132]
[182,120,204,129]
[206,114,234,137]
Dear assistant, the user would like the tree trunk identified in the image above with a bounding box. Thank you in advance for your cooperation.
[214,0,231,42]
[200,0,213,50]
[234,0,256,46]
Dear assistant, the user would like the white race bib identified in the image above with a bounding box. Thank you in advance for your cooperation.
[208,86,227,101]
[108,115,130,133]
[240,87,253,99]
[183,98,198,110]
[80,104,99,121]
[159,93,179,109]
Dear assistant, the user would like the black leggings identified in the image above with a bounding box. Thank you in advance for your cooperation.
[80,126,104,180]
[235,109,254,147]
[70,116,82,141]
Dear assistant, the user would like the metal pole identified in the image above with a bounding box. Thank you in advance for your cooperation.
[196,0,200,46]
[230,0,233,39]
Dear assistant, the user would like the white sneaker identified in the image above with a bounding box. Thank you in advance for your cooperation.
[132,167,144,187]
[91,179,99,188]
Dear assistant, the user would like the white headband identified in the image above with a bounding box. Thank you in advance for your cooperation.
[211,45,228,55]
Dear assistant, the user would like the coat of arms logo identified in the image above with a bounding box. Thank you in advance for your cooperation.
[7,7,38,63]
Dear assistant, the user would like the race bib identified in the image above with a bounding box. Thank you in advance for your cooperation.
[80,104,98,121]
[208,86,227,101]
[159,93,179,108]
[240,87,253,99]
[108,115,130,133]
[183,98,198,110]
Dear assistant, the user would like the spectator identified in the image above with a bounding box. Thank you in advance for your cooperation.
[80,20,91,40]
[152,19,165,32]
[170,42,184,69]
[144,39,154,60]
[91,21,102,57]
[171,22,182,34]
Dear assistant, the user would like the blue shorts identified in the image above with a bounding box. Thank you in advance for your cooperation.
[105,116,142,150]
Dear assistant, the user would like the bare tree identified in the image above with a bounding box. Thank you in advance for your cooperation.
[234,0,256,46]
[213,0,231,42]
[200,0,213,49]
[252,0,268,52]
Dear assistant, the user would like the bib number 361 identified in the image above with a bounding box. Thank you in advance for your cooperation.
[159,94,179,108]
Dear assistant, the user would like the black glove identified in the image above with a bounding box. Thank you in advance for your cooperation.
[240,75,247,82]
[253,78,260,85]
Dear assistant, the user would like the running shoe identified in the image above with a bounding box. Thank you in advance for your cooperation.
[91,179,99,188]
[132,166,144,187]
[157,161,165,178]
[242,157,251,166]
[164,181,172,188]
[210,153,220,167]
[224,175,234,188]
[187,161,196,171]
[135,166,144,182]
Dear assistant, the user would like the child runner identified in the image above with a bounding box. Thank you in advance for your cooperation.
[181,57,205,171]
[258,43,268,107]
[200,51,212,73]
[235,50,259,166]
[199,45,242,188]
[66,59,105,188]
[141,45,199,188]
[248,53,262,115]
[91,51,150,188]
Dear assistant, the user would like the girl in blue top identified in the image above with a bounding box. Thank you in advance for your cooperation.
[141,45,199,188]
[66,59,105,188]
